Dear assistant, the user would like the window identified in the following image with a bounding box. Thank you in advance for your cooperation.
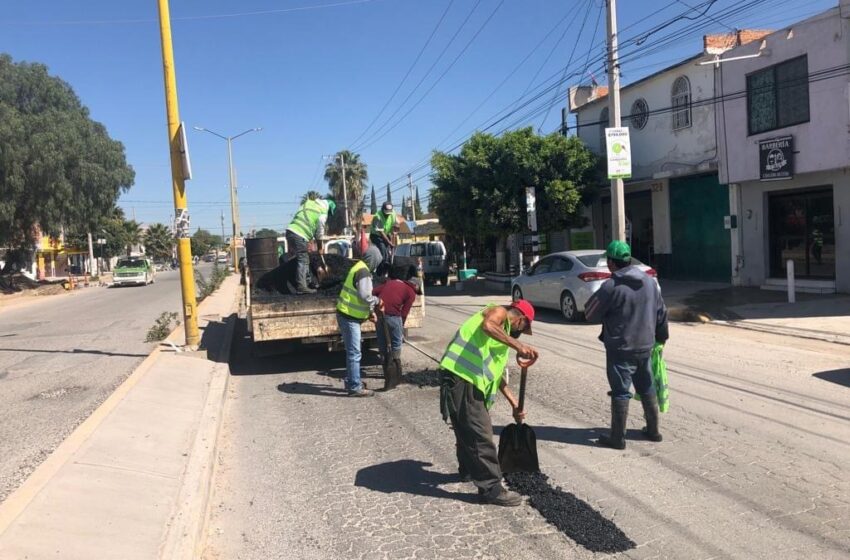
[598,107,609,152]
[671,76,691,130]
[550,258,574,273]
[747,56,810,135]
[409,244,426,257]
[529,257,552,276]
[630,98,649,130]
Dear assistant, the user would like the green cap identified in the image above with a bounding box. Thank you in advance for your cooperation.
[606,240,631,261]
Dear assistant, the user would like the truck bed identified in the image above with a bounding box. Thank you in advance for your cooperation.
[248,288,424,343]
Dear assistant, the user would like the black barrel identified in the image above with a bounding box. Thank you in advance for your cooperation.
[245,237,278,290]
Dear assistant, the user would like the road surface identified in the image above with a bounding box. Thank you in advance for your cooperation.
[0,264,214,502]
[204,288,850,559]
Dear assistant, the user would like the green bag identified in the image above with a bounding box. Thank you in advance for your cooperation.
[634,343,669,412]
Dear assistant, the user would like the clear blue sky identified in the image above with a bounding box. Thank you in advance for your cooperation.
[0,0,834,234]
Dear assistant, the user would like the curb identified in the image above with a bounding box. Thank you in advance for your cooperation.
[711,319,850,346]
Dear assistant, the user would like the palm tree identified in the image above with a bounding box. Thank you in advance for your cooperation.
[121,220,142,256]
[143,223,173,261]
[299,190,324,205]
[324,150,368,235]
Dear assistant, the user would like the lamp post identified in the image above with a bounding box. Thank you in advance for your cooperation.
[194,126,262,265]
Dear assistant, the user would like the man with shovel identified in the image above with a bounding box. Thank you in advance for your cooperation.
[439,301,539,507]
[585,240,669,450]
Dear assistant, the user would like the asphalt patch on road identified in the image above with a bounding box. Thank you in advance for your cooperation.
[28,385,87,401]
[504,471,636,553]
[401,368,441,387]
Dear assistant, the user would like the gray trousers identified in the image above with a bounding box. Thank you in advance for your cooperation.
[285,230,310,291]
[440,371,503,498]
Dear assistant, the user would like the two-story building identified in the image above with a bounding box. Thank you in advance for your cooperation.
[569,30,770,282]
[716,5,850,293]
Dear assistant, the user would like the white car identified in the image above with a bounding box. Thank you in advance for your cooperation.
[511,250,658,322]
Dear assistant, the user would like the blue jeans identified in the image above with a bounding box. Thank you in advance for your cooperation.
[337,313,365,393]
[376,315,403,357]
[606,352,654,401]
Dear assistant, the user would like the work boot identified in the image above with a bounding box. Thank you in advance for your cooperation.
[640,392,663,442]
[598,399,629,450]
[479,488,523,507]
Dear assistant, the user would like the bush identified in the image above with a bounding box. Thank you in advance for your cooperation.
[195,263,231,301]
[145,311,179,342]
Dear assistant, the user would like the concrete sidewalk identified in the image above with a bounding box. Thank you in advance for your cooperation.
[0,274,241,560]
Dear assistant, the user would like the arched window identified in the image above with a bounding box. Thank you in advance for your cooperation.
[672,76,691,130]
[630,98,649,130]
[598,107,609,152]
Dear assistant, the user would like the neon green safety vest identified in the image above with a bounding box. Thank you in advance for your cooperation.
[336,261,371,319]
[371,211,395,236]
[440,305,510,409]
[288,199,327,241]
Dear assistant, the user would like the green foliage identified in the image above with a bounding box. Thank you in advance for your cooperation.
[0,54,135,254]
[414,185,423,218]
[190,229,222,257]
[385,182,392,206]
[253,228,279,239]
[299,191,323,205]
[194,263,230,301]
[370,185,377,214]
[145,311,179,342]
[324,150,367,234]
[144,223,173,261]
[430,128,600,240]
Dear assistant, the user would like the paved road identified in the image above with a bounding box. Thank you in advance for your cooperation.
[0,264,214,503]
[204,288,850,560]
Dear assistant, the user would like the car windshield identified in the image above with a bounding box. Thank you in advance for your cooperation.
[576,252,644,268]
[426,244,444,256]
[116,258,145,268]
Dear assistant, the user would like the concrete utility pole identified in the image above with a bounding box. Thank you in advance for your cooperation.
[156,0,199,346]
[407,174,417,222]
[606,0,626,242]
[87,232,96,276]
[220,210,226,246]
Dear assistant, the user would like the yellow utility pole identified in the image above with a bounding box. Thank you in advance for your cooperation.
[157,0,199,347]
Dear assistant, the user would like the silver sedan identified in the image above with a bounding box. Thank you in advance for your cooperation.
[510,250,658,322]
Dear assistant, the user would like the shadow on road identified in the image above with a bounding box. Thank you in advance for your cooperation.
[355,460,478,503]
[0,347,148,358]
[198,313,235,363]
[494,424,605,448]
[813,369,850,388]
[277,382,350,397]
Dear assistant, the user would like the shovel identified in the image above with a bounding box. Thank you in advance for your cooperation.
[376,308,402,390]
[498,358,540,474]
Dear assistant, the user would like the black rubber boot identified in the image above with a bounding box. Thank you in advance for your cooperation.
[640,392,663,442]
[598,399,629,450]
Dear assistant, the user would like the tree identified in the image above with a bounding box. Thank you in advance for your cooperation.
[414,185,423,218]
[0,54,135,273]
[430,127,600,271]
[299,190,323,205]
[385,182,392,206]
[370,185,377,214]
[144,223,173,261]
[254,228,279,238]
[323,150,368,234]
[190,229,222,257]
[121,220,142,256]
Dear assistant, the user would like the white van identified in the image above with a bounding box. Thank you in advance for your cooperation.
[394,241,449,285]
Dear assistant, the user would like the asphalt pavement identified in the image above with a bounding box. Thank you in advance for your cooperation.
[203,287,850,559]
[0,263,213,503]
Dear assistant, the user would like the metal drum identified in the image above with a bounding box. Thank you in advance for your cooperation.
[245,237,278,290]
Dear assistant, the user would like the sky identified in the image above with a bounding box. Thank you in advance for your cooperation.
[0,0,836,235]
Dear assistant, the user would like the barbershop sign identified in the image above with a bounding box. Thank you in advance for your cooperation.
[759,136,794,181]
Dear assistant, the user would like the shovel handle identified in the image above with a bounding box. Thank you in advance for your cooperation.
[517,366,528,418]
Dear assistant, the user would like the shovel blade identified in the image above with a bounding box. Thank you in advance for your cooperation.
[383,358,402,390]
[498,423,540,474]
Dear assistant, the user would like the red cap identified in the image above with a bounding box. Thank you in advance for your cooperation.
[510,299,535,334]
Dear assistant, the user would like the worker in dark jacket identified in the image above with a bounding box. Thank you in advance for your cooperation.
[585,240,669,450]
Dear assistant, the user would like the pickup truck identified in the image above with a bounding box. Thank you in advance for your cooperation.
[245,270,424,352]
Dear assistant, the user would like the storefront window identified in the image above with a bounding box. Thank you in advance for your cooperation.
[768,188,834,279]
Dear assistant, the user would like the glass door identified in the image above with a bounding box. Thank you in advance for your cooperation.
[768,188,834,279]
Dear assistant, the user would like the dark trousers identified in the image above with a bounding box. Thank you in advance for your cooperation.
[285,230,310,291]
[440,371,502,498]
[606,351,654,401]
[370,233,389,261]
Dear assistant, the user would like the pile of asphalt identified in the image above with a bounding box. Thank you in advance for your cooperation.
[504,471,636,553]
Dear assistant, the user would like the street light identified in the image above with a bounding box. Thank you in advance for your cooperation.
[194,126,262,265]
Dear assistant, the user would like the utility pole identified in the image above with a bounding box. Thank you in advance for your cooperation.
[220,210,226,246]
[606,0,626,242]
[226,138,239,265]
[157,0,200,346]
[87,232,96,276]
[407,174,417,223]
[339,153,350,234]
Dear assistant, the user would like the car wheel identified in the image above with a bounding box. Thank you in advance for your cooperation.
[512,286,523,302]
[560,291,580,322]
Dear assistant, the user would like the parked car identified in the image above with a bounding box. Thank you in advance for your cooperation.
[394,241,449,285]
[216,254,229,265]
[113,256,155,287]
[510,250,658,322]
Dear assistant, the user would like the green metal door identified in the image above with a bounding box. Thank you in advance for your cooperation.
[669,175,731,282]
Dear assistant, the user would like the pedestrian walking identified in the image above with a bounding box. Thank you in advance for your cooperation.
[372,265,418,388]
[439,300,539,506]
[584,240,669,450]
[285,194,336,294]
[336,244,383,396]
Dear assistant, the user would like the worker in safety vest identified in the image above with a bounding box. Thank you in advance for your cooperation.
[336,245,383,396]
[370,201,397,270]
[439,300,539,507]
[285,195,336,294]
